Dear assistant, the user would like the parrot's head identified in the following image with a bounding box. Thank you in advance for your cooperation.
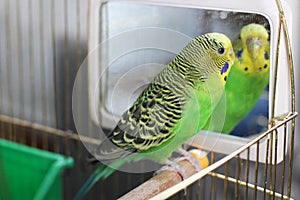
[178,33,235,87]
[234,23,270,74]
[206,32,235,86]
[241,23,269,59]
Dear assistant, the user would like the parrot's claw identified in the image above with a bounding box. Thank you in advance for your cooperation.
[154,159,188,180]
[175,148,202,172]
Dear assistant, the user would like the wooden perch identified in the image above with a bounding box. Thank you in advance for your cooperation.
[118,149,208,200]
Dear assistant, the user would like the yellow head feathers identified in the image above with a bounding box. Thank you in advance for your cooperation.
[208,33,235,85]
[233,23,270,75]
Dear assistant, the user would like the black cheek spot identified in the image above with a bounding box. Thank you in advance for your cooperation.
[224,76,227,82]
[244,67,248,71]
[264,64,268,69]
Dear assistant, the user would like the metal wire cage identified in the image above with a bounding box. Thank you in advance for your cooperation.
[0,0,297,200]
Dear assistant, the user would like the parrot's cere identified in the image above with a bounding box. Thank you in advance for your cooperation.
[74,32,234,199]
[205,23,270,134]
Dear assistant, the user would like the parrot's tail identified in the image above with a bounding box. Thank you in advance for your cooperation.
[73,164,116,200]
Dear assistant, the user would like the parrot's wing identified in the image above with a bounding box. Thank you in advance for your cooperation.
[94,81,185,161]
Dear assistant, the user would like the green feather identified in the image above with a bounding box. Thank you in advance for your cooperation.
[74,160,125,200]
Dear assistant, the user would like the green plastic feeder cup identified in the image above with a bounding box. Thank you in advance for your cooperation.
[0,139,74,200]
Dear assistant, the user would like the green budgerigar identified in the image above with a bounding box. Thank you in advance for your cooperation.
[74,32,234,199]
[205,23,270,134]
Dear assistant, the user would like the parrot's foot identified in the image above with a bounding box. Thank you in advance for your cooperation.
[154,159,187,180]
[175,148,202,172]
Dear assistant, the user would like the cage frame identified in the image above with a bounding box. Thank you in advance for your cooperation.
[0,0,297,199]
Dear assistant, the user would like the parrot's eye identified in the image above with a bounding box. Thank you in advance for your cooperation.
[217,47,225,55]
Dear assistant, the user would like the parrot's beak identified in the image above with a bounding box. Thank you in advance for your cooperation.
[246,37,263,59]
[228,47,235,65]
